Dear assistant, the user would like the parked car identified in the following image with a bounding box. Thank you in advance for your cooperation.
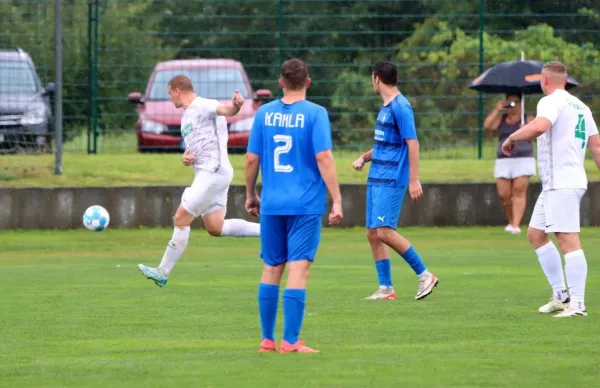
[128,59,272,153]
[0,47,55,154]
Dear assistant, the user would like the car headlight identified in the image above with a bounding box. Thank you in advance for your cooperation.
[229,117,255,133]
[20,108,46,126]
[141,120,168,134]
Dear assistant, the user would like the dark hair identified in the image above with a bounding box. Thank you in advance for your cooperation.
[168,75,194,92]
[373,60,398,85]
[505,93,521,101]
[281,59,309,90]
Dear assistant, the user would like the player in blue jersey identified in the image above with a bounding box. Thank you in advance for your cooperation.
[245,59,343,353]
[352,60,439,301]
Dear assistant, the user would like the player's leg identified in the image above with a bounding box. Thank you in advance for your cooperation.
[496,177,514,232]
[201,181,260,237]
[364,185,395,300]
[510,175,530,234]
[280,215,321,353]
[547,189,588,318]
[371,185,438,300]
[364,229,395,300]
[527,191,569,313]
[257,215,286,352]
[137,195,195,287]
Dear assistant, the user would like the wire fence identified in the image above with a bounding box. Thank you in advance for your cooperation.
[1,0,599,160]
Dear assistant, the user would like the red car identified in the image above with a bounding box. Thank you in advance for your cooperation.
[128,59,272,153]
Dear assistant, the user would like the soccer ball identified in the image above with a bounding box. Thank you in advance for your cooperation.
[83,205,110,231]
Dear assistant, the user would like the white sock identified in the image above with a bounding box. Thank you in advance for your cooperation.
[564,249,587,308]
[220,219,260,237]
[535,241,568,301]
[158,226,190,276]
[417,270,431,281]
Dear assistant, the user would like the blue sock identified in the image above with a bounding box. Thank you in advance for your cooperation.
[258,283,279,341]
[401,246,427,276]
[375,259,392,287]
[282,288,306,345]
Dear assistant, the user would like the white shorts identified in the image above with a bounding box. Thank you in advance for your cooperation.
[181,168,233,218]
[529,188,586,234]
[494,157,536,180]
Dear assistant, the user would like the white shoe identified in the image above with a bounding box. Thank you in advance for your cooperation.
[539,296,569,313]
[363,286,397,300]
[504,225,521,234]
[415,273,439,300]
[554,306,588,318]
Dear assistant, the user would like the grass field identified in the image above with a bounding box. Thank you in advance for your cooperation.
[2,227,599,387]
[3,148,600,188]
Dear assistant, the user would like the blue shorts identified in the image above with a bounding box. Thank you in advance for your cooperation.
[259,214,323,267]
[365,185,407,229]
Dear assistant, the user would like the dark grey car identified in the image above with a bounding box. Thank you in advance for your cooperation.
[0,48,55,154]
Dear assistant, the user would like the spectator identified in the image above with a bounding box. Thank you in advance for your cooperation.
[484,93,535,234]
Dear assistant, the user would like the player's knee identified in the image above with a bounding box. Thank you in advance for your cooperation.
[366,229,380,242]
[512,185,527,197]
[374,227,393,242]
[527,227,547,248]
[206,225,222,237]
[555,233,581,254]
[173,207,194,227]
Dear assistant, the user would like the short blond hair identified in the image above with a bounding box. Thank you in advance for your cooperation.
[542,61,567,75]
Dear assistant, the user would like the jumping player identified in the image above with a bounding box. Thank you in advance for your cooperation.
[138,75,260,287]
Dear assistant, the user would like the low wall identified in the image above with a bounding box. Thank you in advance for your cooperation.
[1,182,600,230]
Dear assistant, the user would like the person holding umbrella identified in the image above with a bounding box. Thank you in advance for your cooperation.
[484,94,535,235]
[469,59,579,235]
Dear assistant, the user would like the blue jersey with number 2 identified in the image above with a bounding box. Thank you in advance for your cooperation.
[247,99,333,216]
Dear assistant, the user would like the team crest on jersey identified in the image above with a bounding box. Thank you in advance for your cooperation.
[381,113,387,122]
[181,123,193,138]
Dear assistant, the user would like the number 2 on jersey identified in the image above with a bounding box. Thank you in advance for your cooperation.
[273,134,294,173]
[574,113,586,149]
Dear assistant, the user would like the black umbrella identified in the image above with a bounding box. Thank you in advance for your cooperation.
[467,60,579,95]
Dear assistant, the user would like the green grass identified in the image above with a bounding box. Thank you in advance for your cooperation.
[1,227,599,387]
[2,132,599,187]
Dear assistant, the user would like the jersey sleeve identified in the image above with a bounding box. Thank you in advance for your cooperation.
[586,108,599,138]
[311,106,333,154]
[536,96,559,125]
[247,111,263,156]
[199,98,219,119]
[392,101,417,140]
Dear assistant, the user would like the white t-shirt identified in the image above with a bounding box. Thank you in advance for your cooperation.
[180,97,233,174]
[536,89,598,191]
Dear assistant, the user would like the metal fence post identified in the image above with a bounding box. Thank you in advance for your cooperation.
[54,0,63,175]
[87,0,99,154]
[477,0,485,160]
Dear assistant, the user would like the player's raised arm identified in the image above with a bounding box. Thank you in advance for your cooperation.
[216,89,245,117]
[313,108,343,225]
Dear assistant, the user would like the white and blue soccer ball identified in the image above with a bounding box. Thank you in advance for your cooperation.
[83,205,110,231]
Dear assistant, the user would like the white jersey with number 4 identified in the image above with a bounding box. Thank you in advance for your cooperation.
[180,96,233,174]
[535,89,598,191]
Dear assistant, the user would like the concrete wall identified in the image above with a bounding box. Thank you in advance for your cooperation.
[1,182,600,230]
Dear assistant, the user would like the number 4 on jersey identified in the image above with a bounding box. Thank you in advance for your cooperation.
[575,113,586,149]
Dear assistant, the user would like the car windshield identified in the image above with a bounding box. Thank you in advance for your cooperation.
[148,68,249,100]
[0,61,39,93]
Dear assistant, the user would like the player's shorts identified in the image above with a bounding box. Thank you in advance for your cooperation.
[494,157,536,180]
[529,188,586,234]
[365,184,407,230]
[181,167,233,218]
[259,214,322,267]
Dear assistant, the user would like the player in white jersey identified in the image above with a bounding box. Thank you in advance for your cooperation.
[138,75,260,287]
[502,61,600,317]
